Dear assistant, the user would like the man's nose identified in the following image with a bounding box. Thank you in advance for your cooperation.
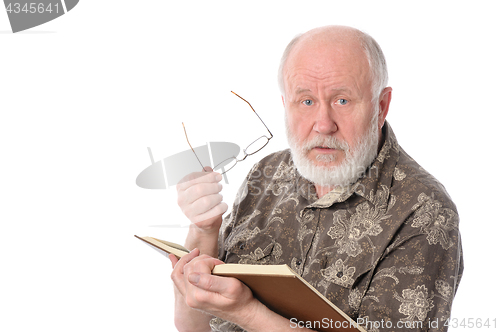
[312,102,338,135]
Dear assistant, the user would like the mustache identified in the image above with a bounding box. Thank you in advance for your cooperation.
[299,135,350,152]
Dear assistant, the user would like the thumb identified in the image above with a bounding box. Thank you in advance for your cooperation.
[188,273,234,295]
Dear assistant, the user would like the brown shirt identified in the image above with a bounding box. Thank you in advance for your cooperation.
[210,123,463,332]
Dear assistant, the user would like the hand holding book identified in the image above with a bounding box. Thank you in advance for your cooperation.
[136,235,366,332]
[169,247,265,328]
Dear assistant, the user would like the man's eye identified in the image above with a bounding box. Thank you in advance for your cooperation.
[302,99,313,106]
[337,99,348,105]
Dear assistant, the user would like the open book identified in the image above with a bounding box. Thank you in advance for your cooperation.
[135,235,366,332]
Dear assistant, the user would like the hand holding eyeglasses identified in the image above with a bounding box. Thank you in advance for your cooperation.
[177,92,271,239]
[176,166,228,233]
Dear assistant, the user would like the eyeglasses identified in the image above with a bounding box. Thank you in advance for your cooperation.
[183,91,273,175]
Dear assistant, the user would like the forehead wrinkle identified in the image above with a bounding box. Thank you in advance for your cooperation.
[286,62,365,85]
[294,86,354,95]
[288,70,363,98]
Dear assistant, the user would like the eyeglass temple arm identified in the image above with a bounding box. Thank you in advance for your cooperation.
[182,122,207,171]
[231,91,273,138]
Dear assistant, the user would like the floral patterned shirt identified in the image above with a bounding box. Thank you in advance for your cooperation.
[210,123,463,332]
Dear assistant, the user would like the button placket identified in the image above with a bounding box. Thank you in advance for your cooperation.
[295,207,321,276]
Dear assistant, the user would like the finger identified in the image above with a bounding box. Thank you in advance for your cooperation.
[171,249,201,296]
[179,182,223,207]
[186,255,225,271]
[168,254,179,269]
[191,202,228,224]
[183,192,224,218]
[182,255,224,277]
[182,248,201,262]
[177,170,222,191]
[173,248,201,275]
[188,274,243,300]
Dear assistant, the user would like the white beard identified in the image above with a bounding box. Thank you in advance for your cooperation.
[286,111,380,188]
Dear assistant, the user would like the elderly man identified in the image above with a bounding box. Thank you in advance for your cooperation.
[170,25,463,332]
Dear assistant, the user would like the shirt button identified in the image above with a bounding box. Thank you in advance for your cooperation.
[296,260,302,266]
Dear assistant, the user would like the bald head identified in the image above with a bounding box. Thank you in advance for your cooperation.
[278,26,388,103]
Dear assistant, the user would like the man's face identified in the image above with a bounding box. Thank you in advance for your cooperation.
[282,33,384,187]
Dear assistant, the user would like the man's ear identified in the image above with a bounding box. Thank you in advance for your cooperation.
[378,87,392,129]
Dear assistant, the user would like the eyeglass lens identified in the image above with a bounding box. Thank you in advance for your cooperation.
[244,135,270,155]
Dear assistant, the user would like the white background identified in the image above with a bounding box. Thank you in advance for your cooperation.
[1,1,499,331]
